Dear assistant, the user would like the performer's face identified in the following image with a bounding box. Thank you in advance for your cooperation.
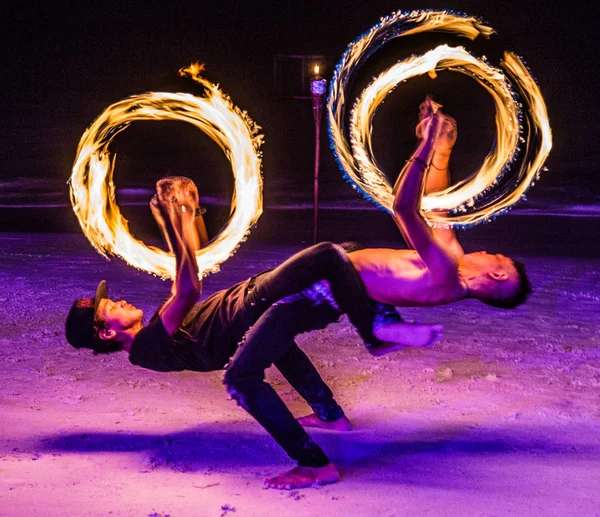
[96,298,143,331]
[464,251,519,291]
[466,251,513,271]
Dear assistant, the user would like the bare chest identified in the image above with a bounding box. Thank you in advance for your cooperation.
[349,249,459,307]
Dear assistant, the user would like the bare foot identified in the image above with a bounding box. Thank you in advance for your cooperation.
[297,413,352,431]
[370,322,444,357]
[264,463,340,490]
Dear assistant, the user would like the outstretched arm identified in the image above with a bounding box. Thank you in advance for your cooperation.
[152,178,203,335]
[422,102,464,259]
[392,99,458,282]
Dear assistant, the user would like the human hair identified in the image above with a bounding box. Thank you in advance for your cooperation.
[481,259,532,309]
[93,315,122,354]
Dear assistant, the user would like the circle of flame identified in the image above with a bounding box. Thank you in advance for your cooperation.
[328,10,552,228]
[70,65,263,279]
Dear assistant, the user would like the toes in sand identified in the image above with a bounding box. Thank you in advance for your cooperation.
[371,323,444,357]
[264,464,340,490]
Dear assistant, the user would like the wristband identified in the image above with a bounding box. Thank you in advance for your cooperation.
[406,157,430,171]
[430,162,449,171]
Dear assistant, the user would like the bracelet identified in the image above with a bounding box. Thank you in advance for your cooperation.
[167,196,206,216]
[178,205,206,215]
[406,157,430,170]
[430,162,449,171]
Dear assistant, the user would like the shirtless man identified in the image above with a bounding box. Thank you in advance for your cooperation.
[230,100,530,490]
[346,99,531,358]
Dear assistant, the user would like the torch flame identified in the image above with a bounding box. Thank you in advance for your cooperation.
[70,65,263,279]
[314,65,320,76]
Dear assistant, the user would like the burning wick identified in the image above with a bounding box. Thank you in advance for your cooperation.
[311,65,327,96]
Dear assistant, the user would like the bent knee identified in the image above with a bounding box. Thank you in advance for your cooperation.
[312,241,345,262]
[222,367,239,393]
[338,241,364,253]
[223,368,260,394]
[312,241,337,254]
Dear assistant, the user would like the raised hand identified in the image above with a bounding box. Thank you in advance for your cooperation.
[156,176,200,223]
[152,176,203,254]
[149,193,167,228]
[416,97,438,139]
[419,96,442,120]
[415,97,457,152]
[434,114,457,154]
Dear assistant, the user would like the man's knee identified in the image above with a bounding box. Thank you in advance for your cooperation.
[295,241,345,273]
[223,365,264,396]
[223,368,255,410]
[314,241,347,262]
[338,241,364,253]
[310,241,338,256]
[223,366,243,393]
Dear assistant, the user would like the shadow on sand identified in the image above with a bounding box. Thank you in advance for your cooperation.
[38,423,600,477]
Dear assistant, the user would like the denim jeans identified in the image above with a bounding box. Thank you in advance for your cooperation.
[223,242,381,467]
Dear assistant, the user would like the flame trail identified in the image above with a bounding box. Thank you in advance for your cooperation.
[69,64,263,279]
[328,10,552,228]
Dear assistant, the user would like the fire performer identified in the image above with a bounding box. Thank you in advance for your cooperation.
[65,177,442,489]
[66,100,530,490]
[261,100,531,487]
[346,98,531,360]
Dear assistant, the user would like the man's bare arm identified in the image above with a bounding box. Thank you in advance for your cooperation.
[392,104,457,280]
[153,179,203,335]
[425,122,464,259]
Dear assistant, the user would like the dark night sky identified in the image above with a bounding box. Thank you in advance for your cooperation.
[2,0,598,198]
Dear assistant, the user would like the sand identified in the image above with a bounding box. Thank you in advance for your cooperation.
[1,231,599,516]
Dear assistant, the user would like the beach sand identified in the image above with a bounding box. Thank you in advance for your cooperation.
[1,215,599,516]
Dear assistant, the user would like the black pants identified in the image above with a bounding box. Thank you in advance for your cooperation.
[223,242,380,467]
[245,241,381,348]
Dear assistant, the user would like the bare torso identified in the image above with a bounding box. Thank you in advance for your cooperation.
[348,248,465,307]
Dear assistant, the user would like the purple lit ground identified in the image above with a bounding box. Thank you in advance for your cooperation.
[1,211,600,516]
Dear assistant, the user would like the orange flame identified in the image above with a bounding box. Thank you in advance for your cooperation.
[70,65,263,279]
[329,11,552,227]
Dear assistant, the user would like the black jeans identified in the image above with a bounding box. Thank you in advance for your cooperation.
[223,242,381,467]
[245,241,381,348]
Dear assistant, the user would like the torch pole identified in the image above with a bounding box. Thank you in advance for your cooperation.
[310,74,327,244]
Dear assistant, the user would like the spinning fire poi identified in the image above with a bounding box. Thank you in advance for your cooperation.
[69,64,263,279]
[328,9,552,228]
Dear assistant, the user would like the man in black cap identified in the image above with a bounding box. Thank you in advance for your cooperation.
[66,176,441,490]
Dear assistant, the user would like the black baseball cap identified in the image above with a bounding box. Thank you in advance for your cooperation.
[65,280,108,350]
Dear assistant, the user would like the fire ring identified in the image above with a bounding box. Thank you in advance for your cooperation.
[69,65,263,278]
[328,10,552,228]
